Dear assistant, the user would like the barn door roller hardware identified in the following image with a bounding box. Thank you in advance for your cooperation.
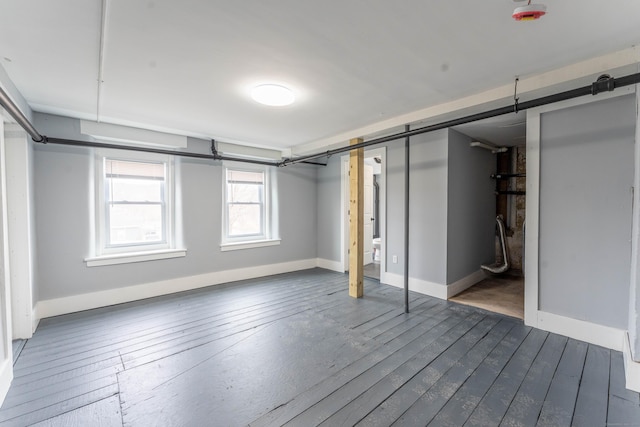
[279,71,640,166]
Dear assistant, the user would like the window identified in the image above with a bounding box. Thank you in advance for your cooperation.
[222,164,279,250]
[87,151,184,266]
[103,158,168,249]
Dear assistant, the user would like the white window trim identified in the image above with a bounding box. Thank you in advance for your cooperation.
[221,161,277,249]
[84,248,187,267]
[220,239,281,252]
[88,149,185,266]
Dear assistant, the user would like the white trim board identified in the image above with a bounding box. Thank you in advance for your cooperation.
[382,270,486,301]
[446,270,486,299]
[0,359,12,407]
[382,272,448,300]
[624,332,640,392]
[36,258,317,319]
[537,311,625,352]
[316,258,344,273]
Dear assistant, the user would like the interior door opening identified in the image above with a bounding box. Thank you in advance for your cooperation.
[342,148,386,282]
[449,115,526,320]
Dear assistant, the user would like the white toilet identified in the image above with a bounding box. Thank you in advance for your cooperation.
[372,238,381,263]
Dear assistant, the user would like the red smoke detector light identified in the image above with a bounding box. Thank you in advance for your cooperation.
[513,4,547,21]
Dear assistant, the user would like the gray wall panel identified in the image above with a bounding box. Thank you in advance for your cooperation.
[313,130,449,284]
[316,156,342,263]
[406,130,449,284]
[446,129,495,284]
[33,114,317,300]
[539,94,635,329]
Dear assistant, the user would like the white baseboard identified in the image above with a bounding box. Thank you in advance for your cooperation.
[0,359,12,407]
[446,270,487,298]
[31,304,40,334]
[623,332,640,392]
[382,272,448,300]
[537,310,625,351]
[37,258,317,320]
[316,258,344,273]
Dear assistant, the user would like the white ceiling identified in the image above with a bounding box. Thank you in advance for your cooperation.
[1,1,639,151]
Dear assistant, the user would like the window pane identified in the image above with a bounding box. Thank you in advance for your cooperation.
[109,204,164,245]
[110,178,163,202]
[228,204,262,236]
[227,182,262,203]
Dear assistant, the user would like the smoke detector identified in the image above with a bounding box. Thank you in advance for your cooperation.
[512,1,547,21]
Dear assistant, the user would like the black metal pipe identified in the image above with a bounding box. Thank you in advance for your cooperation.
[403,124,410,314]
[0,85,45,142]
[45,137,282,167]
[280,72,640,166]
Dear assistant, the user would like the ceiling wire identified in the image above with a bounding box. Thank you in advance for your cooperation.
[96,0,109,123]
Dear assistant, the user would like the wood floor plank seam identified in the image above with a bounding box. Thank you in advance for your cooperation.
[426,324,532,426]
[27,274,346,349]
[282,314,487,426]
[16,283,348,374]
[248,310,472,427]
[370,320,517,426]
[30,270,341,338]
[2,269,638,427]
[323,316,507,427]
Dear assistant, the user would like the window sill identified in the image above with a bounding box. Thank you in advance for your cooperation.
[220,239,281,252]
[85,248,187,267]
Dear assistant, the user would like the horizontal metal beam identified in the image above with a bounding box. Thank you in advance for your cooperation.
[0,85,45,142]
[45,137,282,167]
[280,72,640,166]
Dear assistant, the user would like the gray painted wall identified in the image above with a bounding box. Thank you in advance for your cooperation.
[316,156,342,263]
[446,129,495,284]
[382,140,407,276]
[633,90,640,360]
[33,113,317,301]
[405,130,449,284]
[539,94,635,329]
[315,129,450,285]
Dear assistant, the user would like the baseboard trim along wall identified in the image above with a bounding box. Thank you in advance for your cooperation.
[382,272,448,300]
[316,258,344,273]
[537,310,625,352]
[446,269,487,299]
[31,304,40,335]
[36,258,318,320]
[382,270,486,301]
[624,332,640,392]
[0,359,12,407]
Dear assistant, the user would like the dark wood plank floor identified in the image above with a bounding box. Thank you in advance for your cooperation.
[1,268,639,426]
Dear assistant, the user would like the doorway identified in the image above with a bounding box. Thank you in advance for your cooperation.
[449,114,526,319]
[341,147,386,281]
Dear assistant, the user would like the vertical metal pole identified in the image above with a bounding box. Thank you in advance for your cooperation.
[404,125,410,313]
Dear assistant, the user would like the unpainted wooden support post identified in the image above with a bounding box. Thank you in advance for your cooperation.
[349,137,364,298]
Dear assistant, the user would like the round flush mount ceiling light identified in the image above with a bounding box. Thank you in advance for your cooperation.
[251,84,295,106]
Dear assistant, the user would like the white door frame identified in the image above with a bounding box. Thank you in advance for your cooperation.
[341,147,386,275]
[525,85,635,350]
[0,120,14,404]
[4,125,37,338]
